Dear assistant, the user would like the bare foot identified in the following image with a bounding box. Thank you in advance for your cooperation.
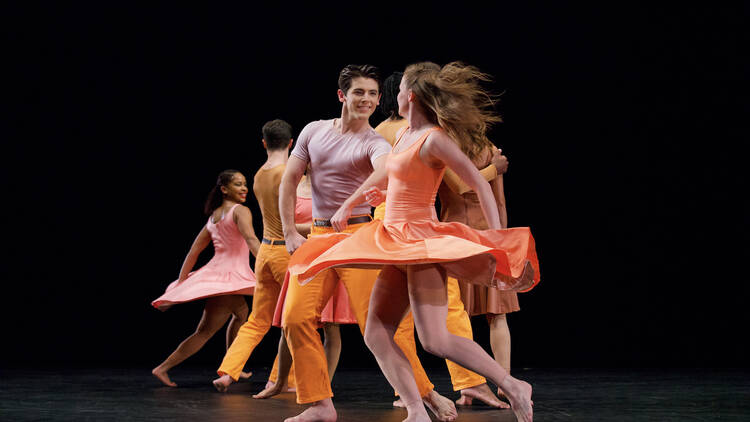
[500,376,533,422]
[212,374,234,392]
[402,409,431,422]
[253,381,286,399]
[423,390,458,422]
[456,383,509,408]
[393,397,404,407]
[152,367,177,387]
[264,380,296,393]
[239,371,252,380]
[283,398,337,422]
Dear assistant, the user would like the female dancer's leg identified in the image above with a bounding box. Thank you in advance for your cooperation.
[225,295,250,347]
[407,263,533,422]
[225,295,252,379]
[322,323,342,381]
[152,296,234,387]
[253,333,294,398]
[489,313,511,397]
[363,265,432,422]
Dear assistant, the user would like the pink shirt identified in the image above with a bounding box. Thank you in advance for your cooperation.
[291,119,391,219]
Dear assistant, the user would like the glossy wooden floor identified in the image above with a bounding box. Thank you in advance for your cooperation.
[1,366,748,421]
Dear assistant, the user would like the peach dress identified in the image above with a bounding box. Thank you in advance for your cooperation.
[152,204,256,311]
[288,127,540,292]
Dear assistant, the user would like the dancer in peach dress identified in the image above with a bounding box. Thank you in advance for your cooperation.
[288,62,539,422]
[152,169,260,387]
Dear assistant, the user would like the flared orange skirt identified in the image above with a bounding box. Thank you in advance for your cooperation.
[288,219,540,292]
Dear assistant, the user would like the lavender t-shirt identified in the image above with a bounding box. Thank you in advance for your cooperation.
[291,119,391,219]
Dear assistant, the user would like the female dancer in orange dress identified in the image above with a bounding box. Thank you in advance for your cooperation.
[152,169,260,387]
[288,62,538,422]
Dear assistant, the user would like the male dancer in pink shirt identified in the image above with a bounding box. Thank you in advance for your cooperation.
[275,65,456,422]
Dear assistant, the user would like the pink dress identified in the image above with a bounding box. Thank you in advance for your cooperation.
[152,204,256,311]
[271,197,357,326]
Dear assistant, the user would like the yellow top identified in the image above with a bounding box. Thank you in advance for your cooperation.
[253,164,285,239]
[372,118,409,220]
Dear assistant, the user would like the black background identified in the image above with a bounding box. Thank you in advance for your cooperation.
[2,4,746,370]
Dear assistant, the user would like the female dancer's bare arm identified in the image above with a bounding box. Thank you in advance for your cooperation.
[329,155,388,232]
[177,227,212,281]
[490,175,508,229]
[422,132,502,229]
[234,206,261,257]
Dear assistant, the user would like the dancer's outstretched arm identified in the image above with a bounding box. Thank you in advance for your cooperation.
[177,227,211,282]
[329,155,388,232]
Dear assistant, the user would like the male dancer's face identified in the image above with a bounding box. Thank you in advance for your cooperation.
[340,77,380,121]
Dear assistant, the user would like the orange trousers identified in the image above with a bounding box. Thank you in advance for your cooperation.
[216,242,295,387]
[375,203,485,391]
[282,220,436,404]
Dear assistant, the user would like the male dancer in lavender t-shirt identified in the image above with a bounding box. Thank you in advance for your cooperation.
[273,65,457,422]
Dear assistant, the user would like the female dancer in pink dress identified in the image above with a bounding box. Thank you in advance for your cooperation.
[288,62,538,421]
[151,169,260,387]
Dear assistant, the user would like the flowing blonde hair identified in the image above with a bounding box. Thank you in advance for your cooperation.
[403,62,501,160]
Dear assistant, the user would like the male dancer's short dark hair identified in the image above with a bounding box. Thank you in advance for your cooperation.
[262,119,293,150]
[338,64,381,94]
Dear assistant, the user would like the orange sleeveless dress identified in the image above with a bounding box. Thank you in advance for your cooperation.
[288,127,540,292]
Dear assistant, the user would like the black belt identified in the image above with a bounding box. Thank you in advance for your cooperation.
[313,215,372,227]
[262,238,286,245]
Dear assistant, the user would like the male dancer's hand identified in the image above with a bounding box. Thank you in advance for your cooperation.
[330,204,353,232]
[492,148,509,174]
[285,230,307,255]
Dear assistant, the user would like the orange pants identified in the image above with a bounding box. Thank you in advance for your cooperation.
[282,220,435,404]
[217,242,295,387]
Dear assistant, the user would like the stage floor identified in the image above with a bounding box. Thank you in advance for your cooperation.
[1,367,748,421]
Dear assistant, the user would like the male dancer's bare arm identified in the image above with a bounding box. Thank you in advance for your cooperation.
[177,227,212,282]
[234,206,261,257]
[329,155,388,232]
[424,133,502,229]
[443,148,508,195]
[280,156,307,254]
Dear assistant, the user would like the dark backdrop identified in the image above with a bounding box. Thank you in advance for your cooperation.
[2,4,745,370]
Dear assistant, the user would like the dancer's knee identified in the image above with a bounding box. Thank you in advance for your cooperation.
[419,332,449,358]
[364,325,392,354]
[234,302,249,320]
